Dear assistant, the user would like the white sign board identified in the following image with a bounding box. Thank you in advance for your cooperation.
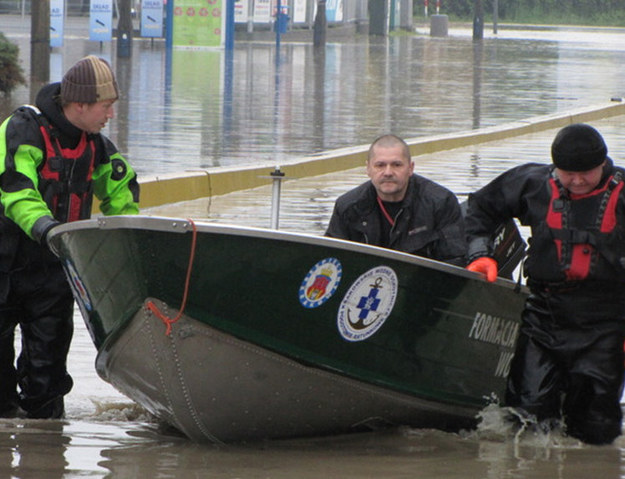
[50,0,64,47]
[90,0,114,42]
[141,0,165,37]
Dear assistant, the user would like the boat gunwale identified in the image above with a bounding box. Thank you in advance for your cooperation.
[49,214,527,293]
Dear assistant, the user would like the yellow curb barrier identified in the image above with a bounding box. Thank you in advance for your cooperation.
[127,100,625,210]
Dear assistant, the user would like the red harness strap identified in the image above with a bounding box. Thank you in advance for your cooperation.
[546,175,623,280]
[38,124,96,222]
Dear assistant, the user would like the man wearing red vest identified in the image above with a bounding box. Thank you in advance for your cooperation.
[0,56,139,419]
[465,123,625,444]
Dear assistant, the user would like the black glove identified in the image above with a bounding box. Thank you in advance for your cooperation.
[31,216,61,248]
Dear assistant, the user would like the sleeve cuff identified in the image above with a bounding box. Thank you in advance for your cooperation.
[31,216,61,244]
[467,237,492,263]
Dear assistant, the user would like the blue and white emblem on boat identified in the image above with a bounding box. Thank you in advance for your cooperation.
[299,257,342,308]
[65,259,92,313]
[337,266,398,341]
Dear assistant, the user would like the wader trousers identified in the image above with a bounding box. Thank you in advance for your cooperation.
[0,249,74,418]
[505,286,625,445]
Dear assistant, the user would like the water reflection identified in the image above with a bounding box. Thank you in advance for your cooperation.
[2,24,625,177]
[91,427,625,478]
[472,40,483,129]
[0,420,70,478]
[2,418,623,478]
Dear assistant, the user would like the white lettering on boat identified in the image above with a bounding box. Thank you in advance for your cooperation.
[468,312,520,378]
[494,351,515,378]
[468,312,519,348]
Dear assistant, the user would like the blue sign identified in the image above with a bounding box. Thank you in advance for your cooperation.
[325,0,343,21]
[90,0,113,42]
[50,0,64,47]
[141,0,164,38]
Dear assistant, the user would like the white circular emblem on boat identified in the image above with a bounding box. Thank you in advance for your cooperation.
[64,259,92,312]
[299,257,342,308]
[337,265,398,342]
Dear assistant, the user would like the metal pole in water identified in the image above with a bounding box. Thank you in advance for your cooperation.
[225,0,235,50]
[473,0,484,40]
[276,0,282,50]
[270,167,285,229]
[493,0,499,34]
[165,0,174,50]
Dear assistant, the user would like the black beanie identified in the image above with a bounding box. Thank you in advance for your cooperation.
[551,123,607,172]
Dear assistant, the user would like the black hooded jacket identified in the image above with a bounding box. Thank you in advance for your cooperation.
[465,159,625,288]
[0,81,139,270]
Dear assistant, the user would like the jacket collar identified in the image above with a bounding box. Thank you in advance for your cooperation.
[35,82,85,143]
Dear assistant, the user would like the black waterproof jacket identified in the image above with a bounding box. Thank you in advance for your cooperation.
[465,159,625,288]
[325,174,466,265]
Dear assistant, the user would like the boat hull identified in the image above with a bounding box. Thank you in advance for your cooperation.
[107,298,479,442]
[49,216,527,442]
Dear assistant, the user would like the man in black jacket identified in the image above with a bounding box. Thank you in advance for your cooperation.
[325,134,466,265]
[465,123,625,445]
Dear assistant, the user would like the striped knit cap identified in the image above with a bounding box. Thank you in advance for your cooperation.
[60,56,119,103]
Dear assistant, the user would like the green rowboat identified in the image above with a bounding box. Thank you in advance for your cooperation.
[48,215,527,443]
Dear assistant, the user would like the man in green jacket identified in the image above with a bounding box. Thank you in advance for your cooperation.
[0,56,139,418]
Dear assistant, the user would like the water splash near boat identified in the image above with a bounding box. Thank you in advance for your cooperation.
[89,400,154,423]
[473,402,583,450]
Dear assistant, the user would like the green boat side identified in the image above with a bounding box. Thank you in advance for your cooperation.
[49,216,527,415]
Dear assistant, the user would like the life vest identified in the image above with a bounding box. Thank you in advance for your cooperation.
[527,171,625,282]
[26,106,97,223]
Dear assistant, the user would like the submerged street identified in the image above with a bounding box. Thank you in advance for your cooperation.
[1,13,625,478]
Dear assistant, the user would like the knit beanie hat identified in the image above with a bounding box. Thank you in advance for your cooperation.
[551,123,607,172]
[60,56,119,104]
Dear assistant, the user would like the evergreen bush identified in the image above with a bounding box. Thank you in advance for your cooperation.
[0,32,25,95]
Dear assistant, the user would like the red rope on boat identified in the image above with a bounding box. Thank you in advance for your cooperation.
[146,219,198,336]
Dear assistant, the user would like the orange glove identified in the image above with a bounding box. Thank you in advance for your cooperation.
[467,257,498,283]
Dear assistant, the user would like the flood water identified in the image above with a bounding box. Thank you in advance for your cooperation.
[2,16,625,175]
[2,14,625,479]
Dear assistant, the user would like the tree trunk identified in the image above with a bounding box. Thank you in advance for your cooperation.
[31,0,50,89]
